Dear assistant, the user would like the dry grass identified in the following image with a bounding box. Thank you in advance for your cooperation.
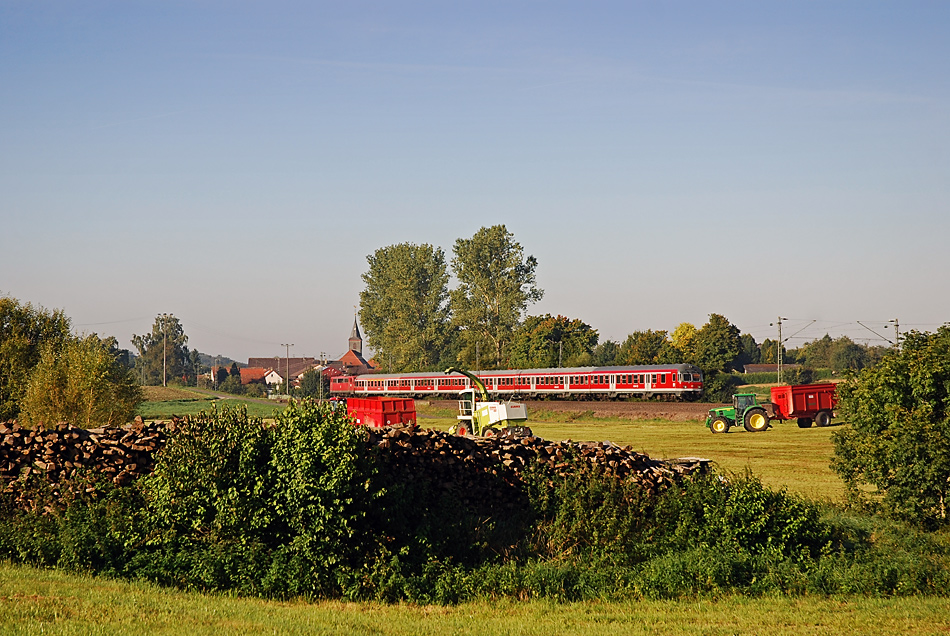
[141,386,206,402]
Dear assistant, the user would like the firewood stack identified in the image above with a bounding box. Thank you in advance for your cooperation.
[365,425,710,502]
[0,418,709,514]
[0,417,175,511]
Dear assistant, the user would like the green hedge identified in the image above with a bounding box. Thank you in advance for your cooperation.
[1,402,948,601]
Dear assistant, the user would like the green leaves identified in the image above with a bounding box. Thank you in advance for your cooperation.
[359,243,452,372]
[832,325,950,527]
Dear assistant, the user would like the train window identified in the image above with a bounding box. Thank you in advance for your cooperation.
[672,373,677,382]
[660,374,666,384]
[651,374,657,384]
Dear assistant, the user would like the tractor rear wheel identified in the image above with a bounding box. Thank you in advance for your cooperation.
[482,426,498,437]
[710,417,730,434]
[456,424,469,436]
[797,418,812,428]
[815,411,832,427]
[744,408,770,432]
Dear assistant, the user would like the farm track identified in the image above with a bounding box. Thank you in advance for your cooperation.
[429,400,722,421]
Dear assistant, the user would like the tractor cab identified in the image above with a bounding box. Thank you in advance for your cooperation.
[456,388,477,435]
[734,394,756,412]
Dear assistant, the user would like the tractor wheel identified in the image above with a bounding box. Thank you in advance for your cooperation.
[797,418,812,429]
[815,411,832,428]
[456,424,469,436]
[743,408,770,432]
[482,426,498,437]
[710,417,730,434]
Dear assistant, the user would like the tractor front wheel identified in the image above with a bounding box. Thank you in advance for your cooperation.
[482,426,498,437]
[744,408,770,432]
[710,417,730,434]
[456,424,469,436]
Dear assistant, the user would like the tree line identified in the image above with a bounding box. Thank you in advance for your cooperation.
[359,226,887,387]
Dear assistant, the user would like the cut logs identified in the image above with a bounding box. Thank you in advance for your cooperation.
[0,418,709,514]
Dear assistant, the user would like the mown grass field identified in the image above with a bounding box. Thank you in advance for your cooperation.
[136,386,284,420]
[3,563,950,636]
[416,403,845,501]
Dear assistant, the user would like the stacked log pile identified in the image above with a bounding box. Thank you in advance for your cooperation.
[366,425,710,507]
[0,419,709,514]
[0,418,175,512]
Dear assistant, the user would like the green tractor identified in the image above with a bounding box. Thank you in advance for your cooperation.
[705,393,771,434]
[445,367,531,437]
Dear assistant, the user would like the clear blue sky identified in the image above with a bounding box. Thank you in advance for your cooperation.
[2,1,947,362]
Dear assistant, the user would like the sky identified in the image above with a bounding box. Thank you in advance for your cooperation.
[2,1,948,363]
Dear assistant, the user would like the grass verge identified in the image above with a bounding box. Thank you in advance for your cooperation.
[2,562,949,636]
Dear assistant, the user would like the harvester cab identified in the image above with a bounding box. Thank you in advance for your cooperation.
[445,367,531,437]
[705,393,772,434]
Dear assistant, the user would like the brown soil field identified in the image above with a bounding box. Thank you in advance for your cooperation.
[430,400,722,421]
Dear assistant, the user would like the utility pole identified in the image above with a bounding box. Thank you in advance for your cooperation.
[161,313,169,387]
[773,317,787,384]
[320,351,326,401]
[281,343,294,398]
[888,318,900,350]
[558,341,563,368]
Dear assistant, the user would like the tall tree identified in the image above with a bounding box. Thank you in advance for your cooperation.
[359,242,453,372]
[0,296,73,420]
[592,340,620,366]
[508,315,598,369]
[670,322,698,361]
[20,335,143,428]
[691,314,742,373]
[450,225,543,368]
[131,314,190,386]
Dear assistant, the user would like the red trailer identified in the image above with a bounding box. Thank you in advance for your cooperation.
[346,397,416,428]
[769,383,839,428]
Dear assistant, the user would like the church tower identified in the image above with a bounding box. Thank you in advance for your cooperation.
[348,316,362,356]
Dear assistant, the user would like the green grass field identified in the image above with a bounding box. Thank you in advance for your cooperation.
[3,563,949,636]
[417,405,845,501]
[136,386,285,420]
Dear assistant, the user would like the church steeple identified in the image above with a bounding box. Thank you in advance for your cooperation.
[348,315,362,355]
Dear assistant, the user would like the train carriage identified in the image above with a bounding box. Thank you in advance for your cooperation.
[330,364,702,400]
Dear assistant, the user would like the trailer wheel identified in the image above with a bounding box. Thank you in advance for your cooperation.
[797,418,812,428]
[710,418,730,434]
[744,408,770,432]
[815,411,832,427]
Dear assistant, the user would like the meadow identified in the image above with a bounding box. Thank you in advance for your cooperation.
[7,393,943,633]
[3,563,950,636]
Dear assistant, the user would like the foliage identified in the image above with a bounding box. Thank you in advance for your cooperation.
[701,371,744,402]
[217,375,245,395]
[450,225,543,369]
[508,315,598,369]
[0,296,73,420]
[19,334,143,428]
[296,369,327,398]
[669,323,697,360]
[617,330,677,365]
[691,314,742,373]
[734,333,761,369]
[592,339,620,366]
[832,326,950,528]
[360,243,454,372]
[131,314,191,386]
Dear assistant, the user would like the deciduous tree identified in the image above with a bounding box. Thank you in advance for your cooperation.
[0,296,74,420]
[617,330,677,365]
[832,326,950,527]
[131,314,190,386]
[691,314,742,373]
[20,334,143,428]
[450,225,543,368]
[359,243,453,371]
[508,315,598,369]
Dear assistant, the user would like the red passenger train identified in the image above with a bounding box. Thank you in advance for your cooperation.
[330,364,703,400]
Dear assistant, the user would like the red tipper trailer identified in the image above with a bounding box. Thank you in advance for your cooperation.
[346,397,416,428]
[769,383,839,429]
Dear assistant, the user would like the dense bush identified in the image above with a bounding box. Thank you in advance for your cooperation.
[833,326,950,528]
[2,402,949,601]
